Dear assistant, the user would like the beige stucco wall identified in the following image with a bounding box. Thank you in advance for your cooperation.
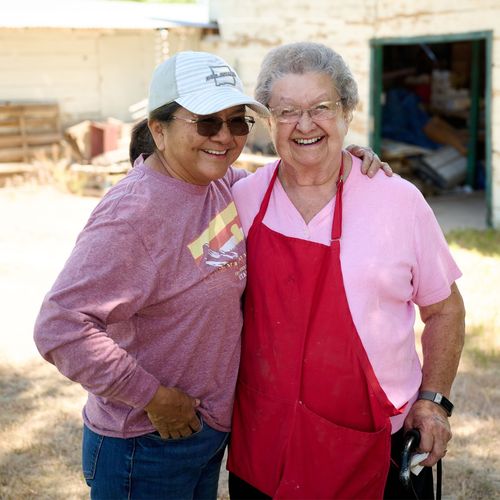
[203,0,500,227]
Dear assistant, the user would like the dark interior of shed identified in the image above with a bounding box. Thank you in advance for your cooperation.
[380,40,486,196]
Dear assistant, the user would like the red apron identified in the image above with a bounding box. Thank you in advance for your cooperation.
[228,159,401,499]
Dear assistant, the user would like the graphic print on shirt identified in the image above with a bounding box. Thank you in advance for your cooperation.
[187,201,247,283]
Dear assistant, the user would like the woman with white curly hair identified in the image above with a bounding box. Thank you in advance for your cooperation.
[227,42,465,500]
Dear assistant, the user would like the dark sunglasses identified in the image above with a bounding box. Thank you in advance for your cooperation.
[171,115,255,137]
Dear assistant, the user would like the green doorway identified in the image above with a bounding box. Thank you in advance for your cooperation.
[370,31,492,226]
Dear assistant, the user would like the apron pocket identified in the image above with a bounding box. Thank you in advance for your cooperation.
[275,402,391,500]
[228,380,294,497]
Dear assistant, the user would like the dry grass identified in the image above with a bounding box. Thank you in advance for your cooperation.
[439,236,500,499]
[0,185,498,499]
[0,362,88,499]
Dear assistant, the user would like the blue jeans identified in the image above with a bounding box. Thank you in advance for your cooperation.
[82,420,229,500]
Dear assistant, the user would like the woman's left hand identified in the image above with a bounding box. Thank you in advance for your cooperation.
[403,399,452,466]
[345,144,393,178]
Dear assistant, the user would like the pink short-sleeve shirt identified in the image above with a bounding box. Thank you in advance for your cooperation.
[232,154,462,432]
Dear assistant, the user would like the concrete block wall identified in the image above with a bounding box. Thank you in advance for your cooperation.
[492,46,500,226]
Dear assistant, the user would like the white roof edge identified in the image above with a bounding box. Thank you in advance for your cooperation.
[0,0,216,30]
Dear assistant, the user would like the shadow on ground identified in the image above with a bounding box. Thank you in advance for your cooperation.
[0,360,87,499]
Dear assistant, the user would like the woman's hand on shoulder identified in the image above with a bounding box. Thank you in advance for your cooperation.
[345,144,393,178]
[144,385,201,439]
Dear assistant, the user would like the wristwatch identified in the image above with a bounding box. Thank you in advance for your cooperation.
[418,391,454,417]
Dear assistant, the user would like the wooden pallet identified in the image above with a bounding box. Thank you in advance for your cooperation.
[0,102,62,163]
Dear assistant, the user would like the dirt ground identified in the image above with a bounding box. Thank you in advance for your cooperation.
[0,184,100,363]
[0,182,498,499]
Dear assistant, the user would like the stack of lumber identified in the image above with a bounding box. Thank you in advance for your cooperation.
[0,102,62,164]
[380,138,439,197]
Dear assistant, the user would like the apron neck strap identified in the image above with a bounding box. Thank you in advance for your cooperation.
[254,156,345,242]
[331,153,344,242]
[253,160,280,226]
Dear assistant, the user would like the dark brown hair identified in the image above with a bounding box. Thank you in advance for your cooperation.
[129,102,181,165]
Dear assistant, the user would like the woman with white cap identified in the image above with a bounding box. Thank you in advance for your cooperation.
[33,51,386,499]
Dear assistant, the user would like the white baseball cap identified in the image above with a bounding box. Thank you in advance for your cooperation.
[147,51,270,118]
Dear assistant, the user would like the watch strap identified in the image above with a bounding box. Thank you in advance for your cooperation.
[418,391,453,416]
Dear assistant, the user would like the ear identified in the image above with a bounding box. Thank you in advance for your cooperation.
[148,119,166,151]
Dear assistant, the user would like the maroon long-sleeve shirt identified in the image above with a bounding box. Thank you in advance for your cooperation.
[34,157,247,437]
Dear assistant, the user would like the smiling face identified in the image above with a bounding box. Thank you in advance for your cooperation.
[150,105,248,185]
[268,72,349,173]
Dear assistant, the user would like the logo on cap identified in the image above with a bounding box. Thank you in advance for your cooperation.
[206,65,237,87]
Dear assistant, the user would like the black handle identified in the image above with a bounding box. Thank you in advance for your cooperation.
[399,428,421,489]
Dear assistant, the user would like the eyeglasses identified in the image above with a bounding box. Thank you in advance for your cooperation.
[171,115,255,137]
[269,100,342,124]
